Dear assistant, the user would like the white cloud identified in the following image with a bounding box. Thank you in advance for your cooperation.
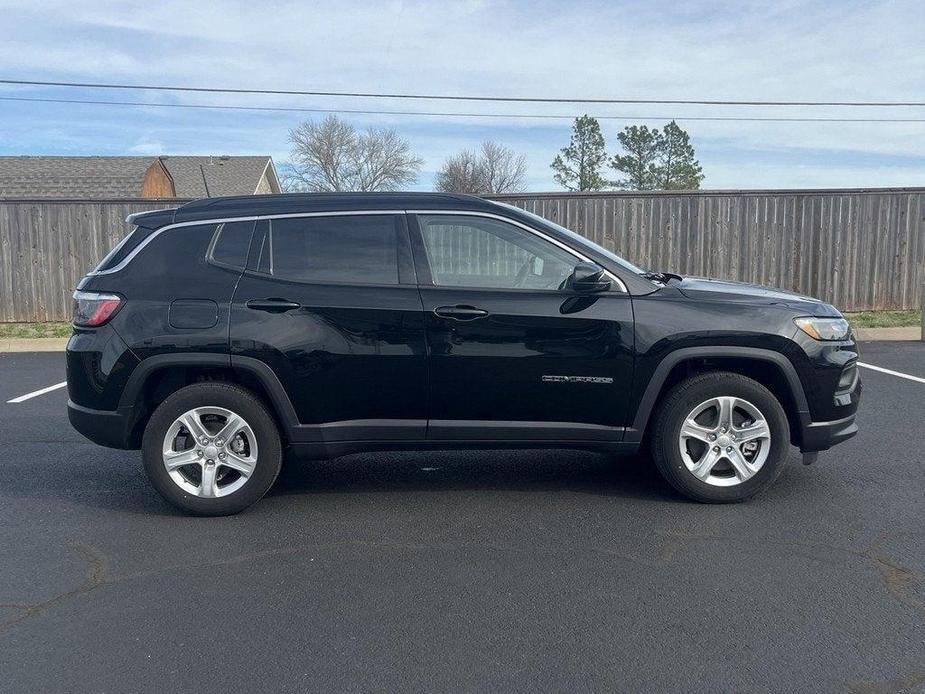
[0,0,923,189]
[127,138,165,155]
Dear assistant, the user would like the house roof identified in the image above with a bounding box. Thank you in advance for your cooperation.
[0,155,278,198]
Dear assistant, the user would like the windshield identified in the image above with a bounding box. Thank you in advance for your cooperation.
[492,202,647,275]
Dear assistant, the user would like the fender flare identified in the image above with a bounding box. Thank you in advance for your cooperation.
[624,346,810,443]
[118,353,299,429]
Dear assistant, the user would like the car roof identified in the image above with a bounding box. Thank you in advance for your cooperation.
[155,191,502,224]
[123,191,656,295]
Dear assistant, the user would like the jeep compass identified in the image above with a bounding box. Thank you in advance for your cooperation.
[67,193,860,515]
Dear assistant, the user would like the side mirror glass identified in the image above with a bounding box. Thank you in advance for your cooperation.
[568,262,611,293]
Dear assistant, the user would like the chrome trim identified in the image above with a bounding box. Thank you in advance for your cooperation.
[407,209,629,293]
[542,375,614,384]
[89,225,136,274]
[90,210,406,276]
[92,207,629,293]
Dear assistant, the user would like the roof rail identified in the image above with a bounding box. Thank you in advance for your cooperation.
[125,206,177,224]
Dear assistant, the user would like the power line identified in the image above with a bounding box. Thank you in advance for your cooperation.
[1,78,924,107]
[2,95,925,123]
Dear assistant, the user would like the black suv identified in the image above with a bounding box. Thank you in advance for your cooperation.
[67,193,860,515]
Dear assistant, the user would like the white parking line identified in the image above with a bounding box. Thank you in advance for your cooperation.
[858,362,925,385]
[6,381,67,404]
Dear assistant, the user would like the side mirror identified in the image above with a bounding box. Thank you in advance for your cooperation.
[568,262,611,293]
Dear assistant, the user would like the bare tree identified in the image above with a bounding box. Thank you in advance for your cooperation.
[284,115,423,192]
[434,141,527,194]
[479,141,527,194]
[434,149,486,194]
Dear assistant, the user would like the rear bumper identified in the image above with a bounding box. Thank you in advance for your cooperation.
[68,399,137,450]
[799,412,858,452]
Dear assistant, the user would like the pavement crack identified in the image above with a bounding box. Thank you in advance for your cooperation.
[109,538,659,585]
[863,532,924,614]
[657,529,925,616]
[2,532,921,634]
[0,541,108,634]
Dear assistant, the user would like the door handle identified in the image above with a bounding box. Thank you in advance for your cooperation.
[433,305,489,321]
[246,298,302,313]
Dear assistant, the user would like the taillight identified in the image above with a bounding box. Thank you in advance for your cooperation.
[72,291,123,327]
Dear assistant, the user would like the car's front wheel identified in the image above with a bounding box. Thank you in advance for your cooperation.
[650,371,790,503]
[141,382,282,515]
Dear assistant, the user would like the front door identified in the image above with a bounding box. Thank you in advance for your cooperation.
[230,213,427,443]
[410,212,634,442]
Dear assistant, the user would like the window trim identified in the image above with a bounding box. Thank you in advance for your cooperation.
[89,208,628,294]
[408,210,628,294]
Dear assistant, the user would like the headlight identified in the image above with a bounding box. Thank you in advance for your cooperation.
[794,316,851,341]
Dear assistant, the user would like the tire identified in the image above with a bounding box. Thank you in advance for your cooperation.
[650,371,790,503]
[142,382,282,516]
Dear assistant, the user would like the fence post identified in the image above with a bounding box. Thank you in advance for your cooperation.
[921,280,925,342]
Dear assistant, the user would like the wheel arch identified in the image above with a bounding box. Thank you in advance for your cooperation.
[626,347,810,446]
[119,354,299,447]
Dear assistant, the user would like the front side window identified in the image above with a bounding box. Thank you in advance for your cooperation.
[418,215,577,290]
[255,214,401,285]
[492,202,646,276]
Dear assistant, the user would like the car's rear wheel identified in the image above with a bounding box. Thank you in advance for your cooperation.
[142,382,282,516]
[650,371,790,503]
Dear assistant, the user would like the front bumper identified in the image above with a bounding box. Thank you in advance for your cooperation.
[797,362,861,452]
[799,412,859,452]
[68,399,137,449]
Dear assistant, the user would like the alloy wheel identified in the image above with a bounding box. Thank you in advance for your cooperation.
[677,396,772,487]
[161,406,259,498]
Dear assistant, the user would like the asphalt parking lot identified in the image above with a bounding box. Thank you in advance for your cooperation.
[1,343,923,694]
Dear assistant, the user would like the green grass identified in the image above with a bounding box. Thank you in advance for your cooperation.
[844,310,921,329]
[0,322,72,339]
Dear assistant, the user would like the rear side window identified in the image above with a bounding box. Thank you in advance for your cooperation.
[254,215,401,285]
[209,221,254,269]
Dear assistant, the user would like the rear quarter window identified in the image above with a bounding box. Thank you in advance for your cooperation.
[108,223,221,279]
[209,221,256,269]
[93,225,143,272]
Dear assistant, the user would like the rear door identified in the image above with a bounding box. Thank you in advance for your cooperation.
[230,212,427,443]
[409,212,635,442]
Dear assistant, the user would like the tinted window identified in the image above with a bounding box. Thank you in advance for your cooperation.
[492,202,646,275]
[210,221,254,268]
[419,215,577,290]
[257,215,401,285]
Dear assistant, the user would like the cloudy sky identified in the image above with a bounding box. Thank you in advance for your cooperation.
[0,0,923,191]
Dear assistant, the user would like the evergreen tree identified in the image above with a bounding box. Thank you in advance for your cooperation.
[550,115,608,191]
[655,120,704,190]
[610,125,661,190]
[609,120,705,190]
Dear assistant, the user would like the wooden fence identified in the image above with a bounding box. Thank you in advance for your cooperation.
[0,199,189,323]
[1,188,924,322]
[491,188,925,314]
